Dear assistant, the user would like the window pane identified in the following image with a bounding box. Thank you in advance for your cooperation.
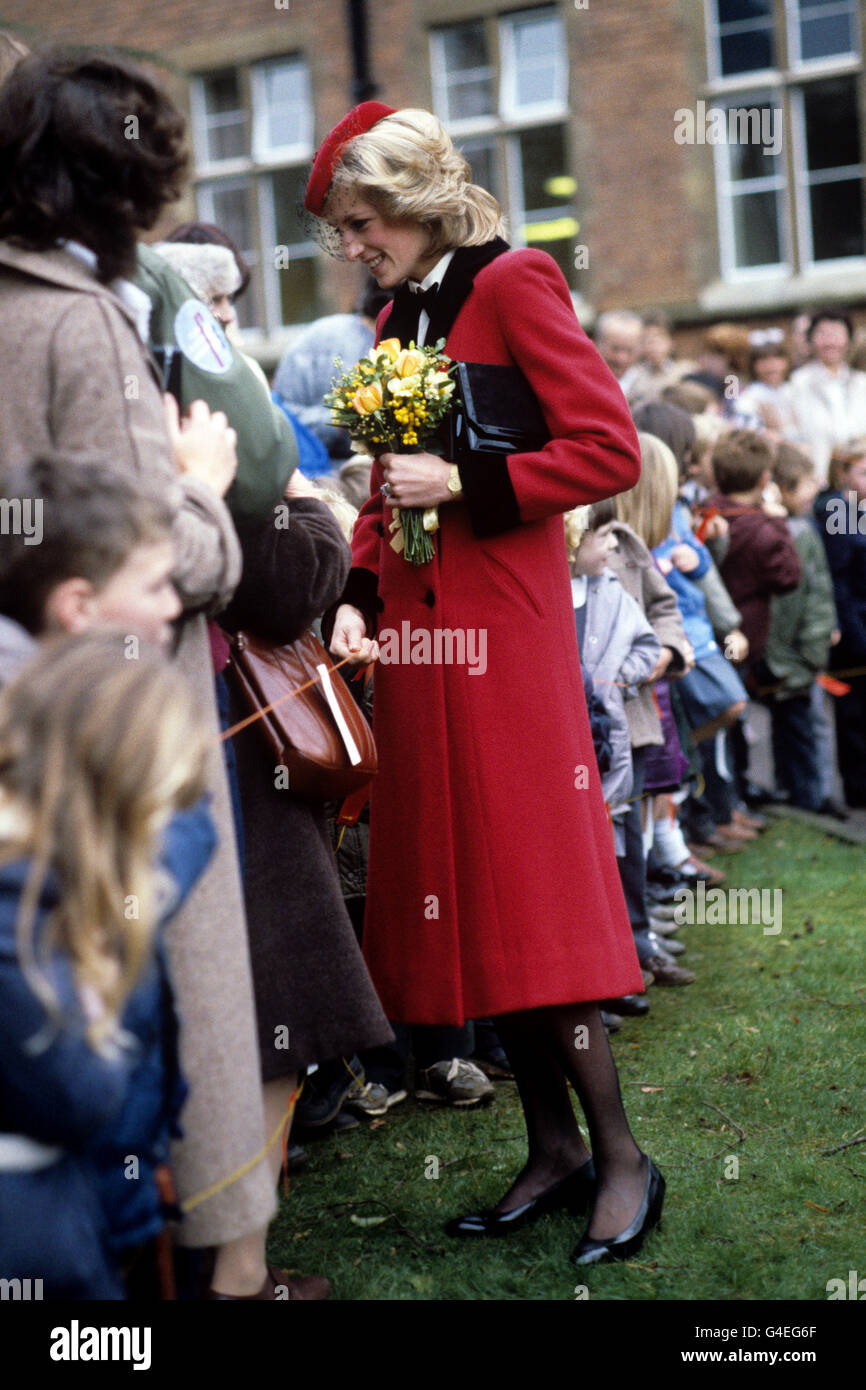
[810,178,865,259]
[198,182,261,329]
[270,168,321,327]
[201,71,248,162]
[804,78,860,171]
[718,0,771,21]
[511,13,565,109]
[714,0,775,75]
[458,138,501,204]
[515,126,577,284]
[731,189,782,265]
[725,105,784,181]
[440,22,494,121]
[442,22,488,72]
[520,126,570,219]
[208,183,254,257]
[719,29,775,74]
[277,255,320,328]
[271,168,313,247]
[259,59,310,151]
[800,13,855,61]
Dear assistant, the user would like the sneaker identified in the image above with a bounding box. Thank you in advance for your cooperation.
[415,1058,495,1107]
[344,1079,408,1117]
[294,1056,362,1129]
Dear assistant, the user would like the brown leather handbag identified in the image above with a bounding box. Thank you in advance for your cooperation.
[228,629,377,803]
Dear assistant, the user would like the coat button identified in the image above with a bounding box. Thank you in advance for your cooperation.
[424,590,435,607]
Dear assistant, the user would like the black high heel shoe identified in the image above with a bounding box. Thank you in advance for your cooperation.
[570,1156,665,1265]
[445,1157,596,1237]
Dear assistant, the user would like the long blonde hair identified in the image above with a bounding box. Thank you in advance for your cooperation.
[0,632,209,1049]
[326,108,506,255]
[615,432,679,550]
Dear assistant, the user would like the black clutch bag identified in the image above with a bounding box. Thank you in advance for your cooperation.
[448,361,551,462]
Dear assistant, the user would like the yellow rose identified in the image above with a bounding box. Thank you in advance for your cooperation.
[393,348,425,378]
[369,338,401,364]
[351,381,384,414]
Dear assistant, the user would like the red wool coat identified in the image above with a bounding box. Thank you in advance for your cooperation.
[347,247,644,1024]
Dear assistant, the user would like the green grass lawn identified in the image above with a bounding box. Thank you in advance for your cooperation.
[268,818,866,1300]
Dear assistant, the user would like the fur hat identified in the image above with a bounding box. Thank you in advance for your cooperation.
[152,241,242,304]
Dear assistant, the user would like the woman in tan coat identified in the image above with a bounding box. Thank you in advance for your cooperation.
[0,49,283,1292]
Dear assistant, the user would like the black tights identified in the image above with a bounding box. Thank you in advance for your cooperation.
[494,1003,647,1239]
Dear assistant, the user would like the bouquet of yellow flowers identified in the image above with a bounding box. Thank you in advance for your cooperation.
[323,337,456,565]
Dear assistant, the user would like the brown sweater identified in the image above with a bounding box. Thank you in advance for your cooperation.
[704,495,802,665]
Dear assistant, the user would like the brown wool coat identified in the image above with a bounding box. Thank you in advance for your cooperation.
[0,242,275,1247]
[220,499,393,1078]
[606,522,692,748]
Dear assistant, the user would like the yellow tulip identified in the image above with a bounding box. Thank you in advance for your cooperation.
[351,381,384,414]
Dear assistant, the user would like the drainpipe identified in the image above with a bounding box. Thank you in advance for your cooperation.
[347,0,376,104]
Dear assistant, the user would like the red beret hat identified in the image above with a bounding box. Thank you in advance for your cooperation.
[304,101,397,215]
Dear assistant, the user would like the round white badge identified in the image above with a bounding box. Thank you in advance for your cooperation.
[174,299,233,374]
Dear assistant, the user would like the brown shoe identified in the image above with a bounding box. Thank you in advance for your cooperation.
[644,955,696,986]
[700,832,746,853]
[687,840,717,859]
[716,821,759,842]
[732,807,767,832]
[208,1266,331,1301]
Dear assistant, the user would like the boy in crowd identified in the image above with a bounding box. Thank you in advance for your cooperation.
[0,455,180,679]
[816,442,866,806]
[758,443,838,812]
[704,430,802,806]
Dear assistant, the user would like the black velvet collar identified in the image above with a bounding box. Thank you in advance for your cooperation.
[384,237,510,349]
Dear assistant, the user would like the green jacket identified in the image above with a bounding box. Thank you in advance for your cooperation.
[134,244,296,523]
[764,518,837,697]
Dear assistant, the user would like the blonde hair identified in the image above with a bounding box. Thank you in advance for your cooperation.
[691,412,731,452]
[0,632,209,1050]
[615,432,679,550]
[326,108,506,255]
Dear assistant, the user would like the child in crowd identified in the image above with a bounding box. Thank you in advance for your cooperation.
[567,500,661,853]
[566,501,697,989]
[0,634,215,1298]
[816,441,866,806]
[758,443,838,812]
[0,458,216,1292]
[705,431,802,682]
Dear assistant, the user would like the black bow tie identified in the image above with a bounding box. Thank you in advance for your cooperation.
[409,283,440,314]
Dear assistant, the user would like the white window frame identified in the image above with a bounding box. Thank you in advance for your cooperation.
[191,55,319,335]
[498,7,567,123]
[190,71,249,178]
[250,56,314,165]
[704,0,778,86]
[788,80,866,269]
[712,90,791,279]
[429,19,495,132]
[785,0,860,70]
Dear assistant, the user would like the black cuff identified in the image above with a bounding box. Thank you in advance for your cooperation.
[458,451,521,538]
[321,566,379,647]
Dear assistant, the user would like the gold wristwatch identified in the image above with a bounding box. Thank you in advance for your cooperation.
[446,464,463,499]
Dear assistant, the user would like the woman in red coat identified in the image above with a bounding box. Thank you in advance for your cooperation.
[310,103,664,1264]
